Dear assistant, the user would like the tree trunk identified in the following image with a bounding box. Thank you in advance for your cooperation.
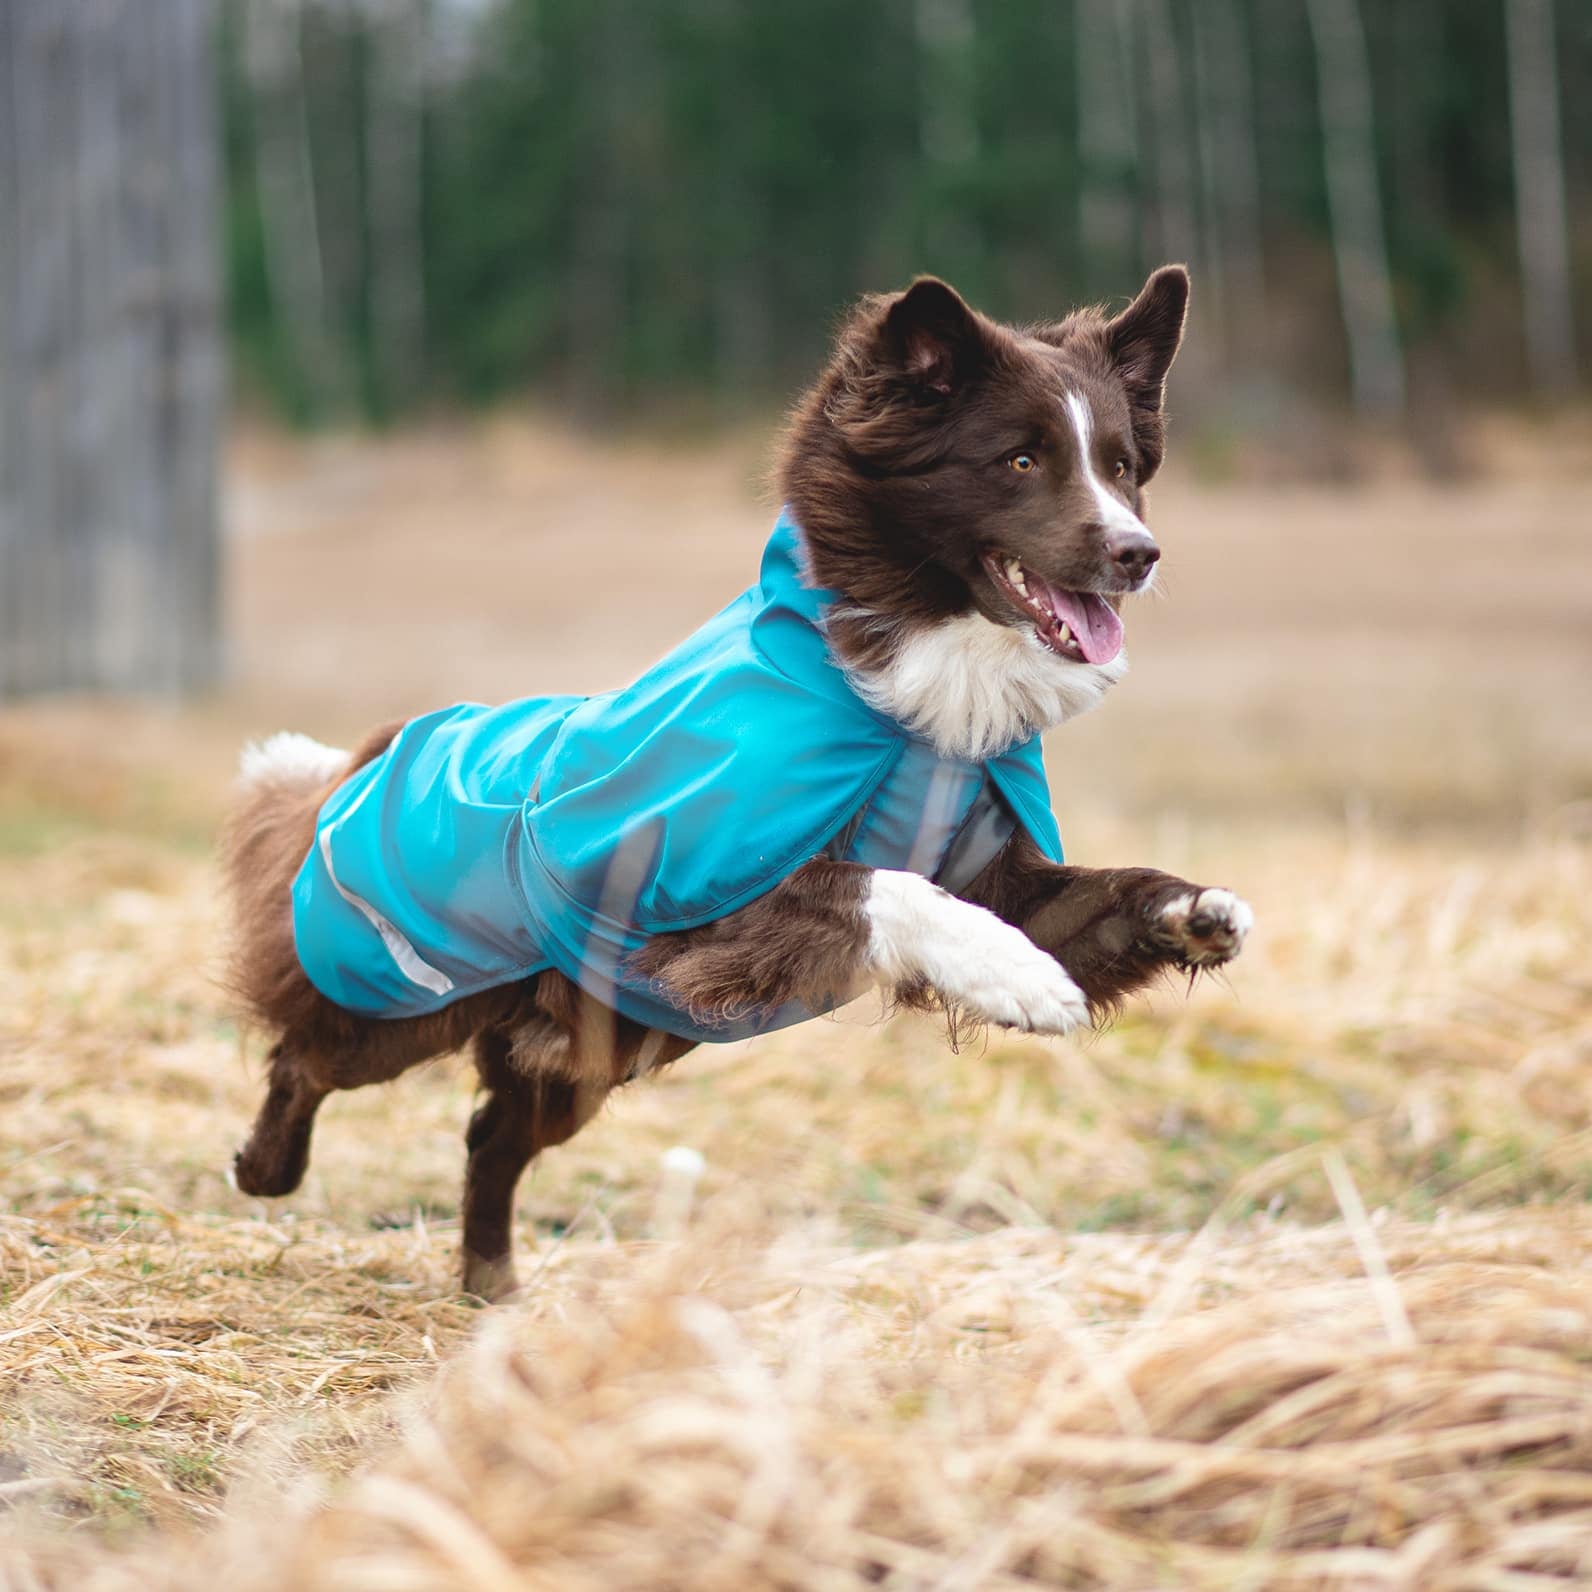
[245,0,346,412]
[1305,0,1405,416]
[914,0,981,277]
[1075,0,1140,295]
[366,0,428,408]
[1505,0,1576,392]
[1137,0,1199,276]
[1191,0,1265,356]
[703,0,771,406]
[566,0,630,415]
[0,0,223,696]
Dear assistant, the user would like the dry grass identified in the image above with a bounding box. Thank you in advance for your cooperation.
[3,419,1591,1587]
[24,1207,1585,1591]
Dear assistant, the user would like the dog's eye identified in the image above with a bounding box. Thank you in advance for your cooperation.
[1113,460,1128,480]
[1008,453,1037,474]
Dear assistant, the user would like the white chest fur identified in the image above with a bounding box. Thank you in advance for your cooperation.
[844,610,1127,761]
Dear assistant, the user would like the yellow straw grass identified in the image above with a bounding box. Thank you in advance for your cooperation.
[3,817,1590,1588]
[4,428,1592,1586]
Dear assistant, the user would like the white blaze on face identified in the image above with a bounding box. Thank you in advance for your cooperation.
[1064,391,1152,545]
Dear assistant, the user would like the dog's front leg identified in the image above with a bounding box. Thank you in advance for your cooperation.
[864,868,1090,1033]
[634,858,1087,1035]
[962,836,1253,1016]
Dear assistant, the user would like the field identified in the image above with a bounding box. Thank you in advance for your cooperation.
[3,415,1592,1588]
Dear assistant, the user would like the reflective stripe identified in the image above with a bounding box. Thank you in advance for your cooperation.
[318,829,455,999]
[934,777,1017,896]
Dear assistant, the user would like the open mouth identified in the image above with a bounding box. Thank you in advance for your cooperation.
[981,553,1125,665]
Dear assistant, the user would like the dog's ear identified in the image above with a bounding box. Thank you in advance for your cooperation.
[1105,264,1189,480]
[1107,264,1190,400]
[879,278,987,398]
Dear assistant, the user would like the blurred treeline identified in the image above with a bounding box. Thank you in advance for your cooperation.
[222,0,1590,425]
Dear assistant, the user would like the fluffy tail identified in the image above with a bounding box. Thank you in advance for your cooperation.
[237,732,350,793]
[220,722,401,1031]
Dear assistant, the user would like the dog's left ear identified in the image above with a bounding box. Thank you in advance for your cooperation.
[881,278,987,399]
[1106,265,1189,479]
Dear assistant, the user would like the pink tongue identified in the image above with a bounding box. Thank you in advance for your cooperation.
[1037,580,1124,664]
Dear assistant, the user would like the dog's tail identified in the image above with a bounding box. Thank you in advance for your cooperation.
[220,721,403,1030]
[237,731,350,793]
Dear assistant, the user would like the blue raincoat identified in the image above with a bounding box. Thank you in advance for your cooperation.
[291,511,1064,1042]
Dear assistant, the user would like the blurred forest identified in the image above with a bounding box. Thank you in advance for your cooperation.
[224,0,1590,427]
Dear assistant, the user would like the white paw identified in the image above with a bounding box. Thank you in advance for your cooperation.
[866,870,1089,1035]
[957,938,1090,1034]
[1159,887,1253,967]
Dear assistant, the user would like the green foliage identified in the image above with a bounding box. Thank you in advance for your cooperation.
[219,0,1588,422]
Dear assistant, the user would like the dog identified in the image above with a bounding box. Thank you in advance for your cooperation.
[222,263,1252,1299]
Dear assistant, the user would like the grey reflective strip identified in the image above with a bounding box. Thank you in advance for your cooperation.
[933,779,1017,896]
[905,762,963,879]
[318,829,455,999]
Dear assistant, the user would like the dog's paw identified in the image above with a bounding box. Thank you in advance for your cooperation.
[980,948,1095,1037]
[229,1146,282,1198]
[954,929,1090,1035]
[230,1140,309,1198]
[868,871,1089,1035]
[462,1250,521,1303]
[1156,887,1253,968]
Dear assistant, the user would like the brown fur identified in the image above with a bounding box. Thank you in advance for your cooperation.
[630,860,872,1025]
[221,746,695,1298]
[636,841,1244,1041]
[779,266,1189,678]
[961,837,1246,1019]
[222,265,1245,1301]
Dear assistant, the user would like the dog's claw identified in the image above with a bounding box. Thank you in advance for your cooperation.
[1157,887,1253,968]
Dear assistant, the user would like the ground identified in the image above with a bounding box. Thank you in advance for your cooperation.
[2,415,1591,1588]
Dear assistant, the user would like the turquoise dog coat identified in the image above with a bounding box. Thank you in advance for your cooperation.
[291,512,1064,1042]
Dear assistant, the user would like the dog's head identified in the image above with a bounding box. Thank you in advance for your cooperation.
[784,266,1189,677]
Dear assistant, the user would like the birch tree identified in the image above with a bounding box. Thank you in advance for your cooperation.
[1191,0,1265,354]
[705,0,772,402]
[1137,0,1199,279]
[914,0,981,276]
[1076,0,1140,295]
[1505,0,1577,392]
[366,0,428,405]
[245,0,348,411]
[566,0,631,414]
[1305,0,1405,416]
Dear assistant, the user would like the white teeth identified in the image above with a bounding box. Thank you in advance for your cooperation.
[1003,558,1030,597]
[1057,623,1072,645]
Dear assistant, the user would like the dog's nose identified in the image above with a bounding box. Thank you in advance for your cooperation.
[1108,533,1160,584]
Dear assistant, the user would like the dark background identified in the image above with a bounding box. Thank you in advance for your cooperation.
[223,0,1591,435]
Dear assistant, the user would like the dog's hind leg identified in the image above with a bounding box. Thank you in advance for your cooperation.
[232,1039,329,1197]
[461,994,696,1300]
[460,1026,609,1301]
[231,1010,455,1199]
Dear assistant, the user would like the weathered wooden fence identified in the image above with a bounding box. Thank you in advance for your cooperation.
[0,0,223,696]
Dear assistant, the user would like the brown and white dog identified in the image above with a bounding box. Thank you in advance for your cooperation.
[223,264,1251,1298]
